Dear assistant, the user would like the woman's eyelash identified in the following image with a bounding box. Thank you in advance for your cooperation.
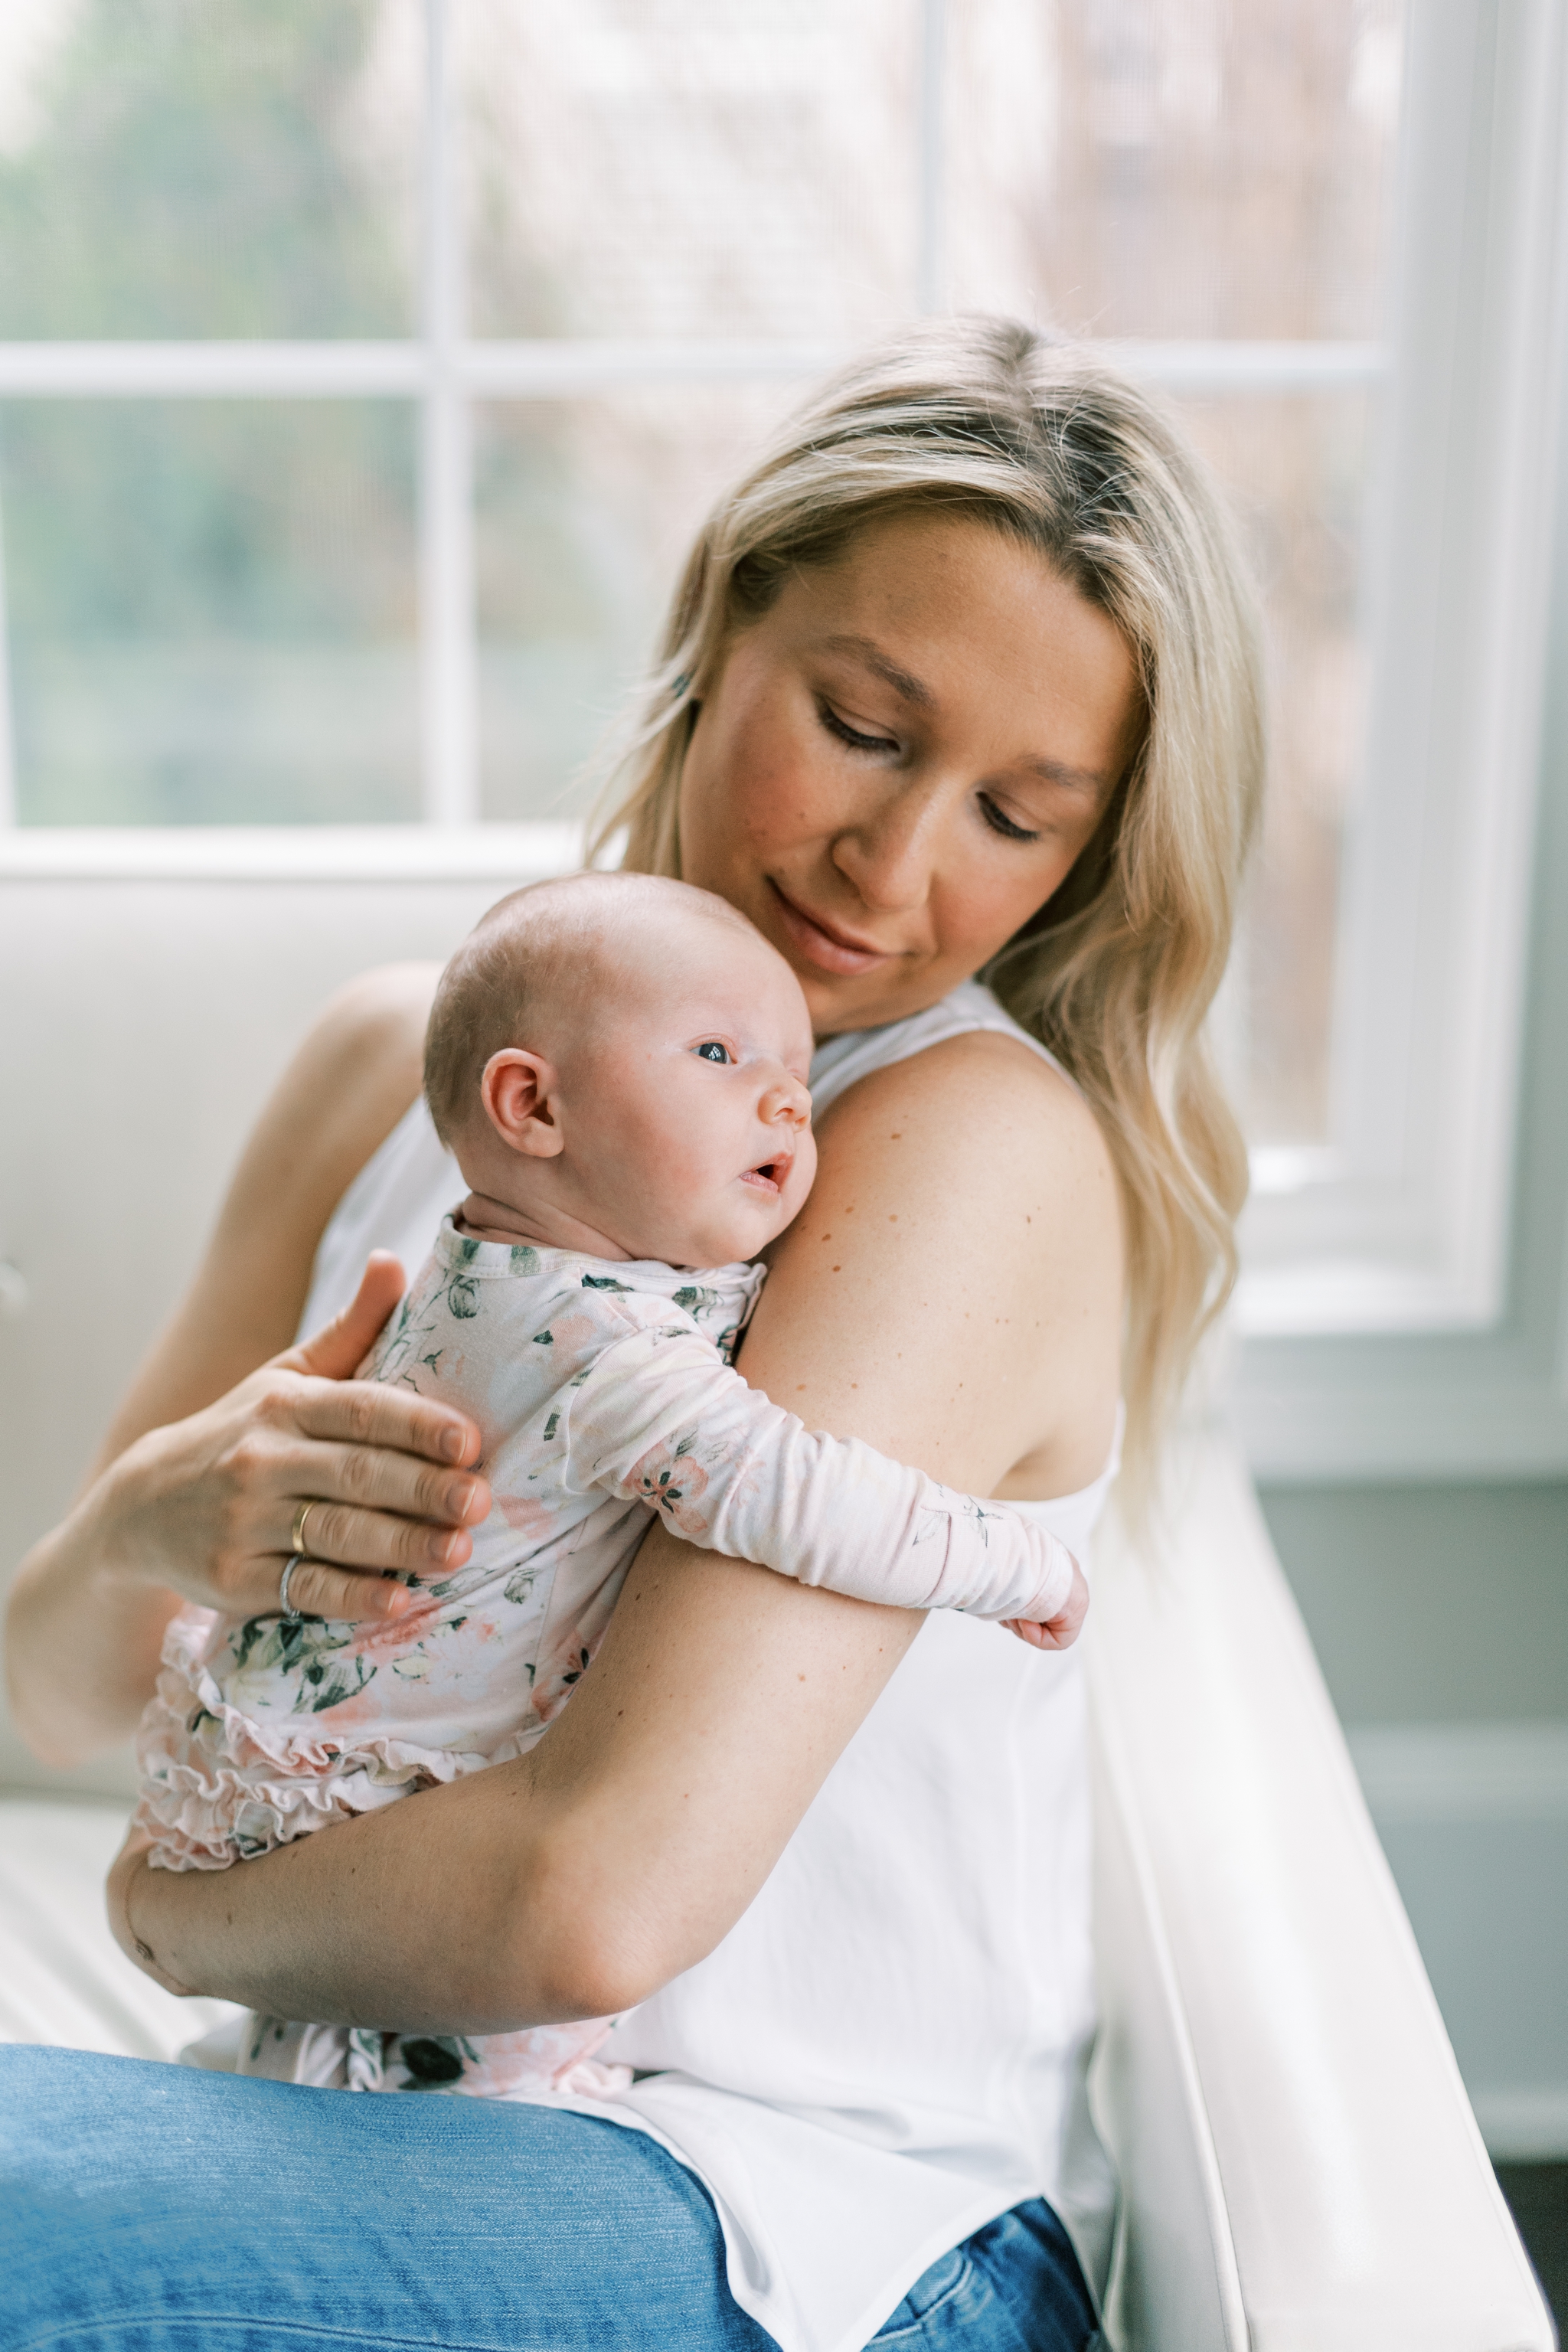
[978,793,1041,844]
[817,702,1040,843]
[693,1040,732,1063]
[818,702,895,754]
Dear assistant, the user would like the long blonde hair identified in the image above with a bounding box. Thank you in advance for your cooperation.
[587,318,1264,1498]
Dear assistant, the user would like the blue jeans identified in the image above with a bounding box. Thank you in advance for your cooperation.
[0,2047,1099,2350]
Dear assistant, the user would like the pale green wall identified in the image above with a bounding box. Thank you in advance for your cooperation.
[1258,1481,1568,1725]
[1259,1480,1568,2143]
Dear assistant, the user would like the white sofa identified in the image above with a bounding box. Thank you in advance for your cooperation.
[1086,1434,1555,2350]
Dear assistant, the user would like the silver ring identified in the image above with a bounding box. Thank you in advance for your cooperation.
[279,1553,306,1622]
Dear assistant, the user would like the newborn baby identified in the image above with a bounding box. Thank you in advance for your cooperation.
[136,873,1088,2101]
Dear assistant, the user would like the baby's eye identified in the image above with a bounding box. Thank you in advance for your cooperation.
[693,1040,732,1064]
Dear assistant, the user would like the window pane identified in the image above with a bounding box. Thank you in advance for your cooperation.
[461,0,919,340]
[0,0,416,337]
[1176,390,1377,1148]
[946,0,1403,338]
[1,400,419,824]
[475,384,804,822]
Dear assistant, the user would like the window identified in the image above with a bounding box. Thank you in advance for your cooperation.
[2,0,1564,1443]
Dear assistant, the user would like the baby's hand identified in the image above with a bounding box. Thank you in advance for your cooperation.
[1002,1555,1089,1652]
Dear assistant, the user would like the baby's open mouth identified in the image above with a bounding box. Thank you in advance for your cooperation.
[740,1153,790,1194]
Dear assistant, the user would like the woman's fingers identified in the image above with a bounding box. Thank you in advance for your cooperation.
[279,1407,490,1529]
[273,1556,415,1627]
[290,1367,483,1472]
[283,1475,482,1577]
[122,1257,489,1626]
[284,1251,408,1384]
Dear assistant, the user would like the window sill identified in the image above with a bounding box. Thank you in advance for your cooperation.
[0,822,583,884]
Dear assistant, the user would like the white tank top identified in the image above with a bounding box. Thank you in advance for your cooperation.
[297,979,1119,2352]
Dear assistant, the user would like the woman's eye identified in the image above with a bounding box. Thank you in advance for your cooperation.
[978,792,1041,844]
[694,1040,732,1064]
[819,702,897,755]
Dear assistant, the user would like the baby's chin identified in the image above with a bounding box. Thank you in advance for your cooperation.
[658,1195,802,1269]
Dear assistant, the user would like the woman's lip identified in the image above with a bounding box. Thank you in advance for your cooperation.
[766,880,897,976]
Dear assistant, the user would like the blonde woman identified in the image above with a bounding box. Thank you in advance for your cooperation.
[2,318,1261,2352]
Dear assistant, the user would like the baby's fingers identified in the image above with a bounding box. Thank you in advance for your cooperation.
[1004,1558,1090,1651]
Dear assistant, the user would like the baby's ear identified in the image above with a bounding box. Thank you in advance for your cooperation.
[481,1049,564,1158]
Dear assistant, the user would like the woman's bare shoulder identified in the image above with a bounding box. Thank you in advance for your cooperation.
[214,959,443,1292]
[813,1025,1119,1243]
[753,1024,1123,1497]
[284,961,443,1167]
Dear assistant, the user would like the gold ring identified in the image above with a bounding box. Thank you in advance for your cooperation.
[290,1499,321,1558]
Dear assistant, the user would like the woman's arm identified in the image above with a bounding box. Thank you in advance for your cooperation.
[5,964,492,1767]
[116,1033,1123,2027]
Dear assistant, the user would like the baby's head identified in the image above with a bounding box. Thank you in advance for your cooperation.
[424,873,817,1269]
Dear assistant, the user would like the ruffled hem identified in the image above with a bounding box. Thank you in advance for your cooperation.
[235,2012,632,2102]
[136,1606,505,1869]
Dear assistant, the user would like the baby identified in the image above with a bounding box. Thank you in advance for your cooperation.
[136,874,1088,2100]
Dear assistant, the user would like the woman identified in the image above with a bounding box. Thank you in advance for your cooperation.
[2,318,1261,2351]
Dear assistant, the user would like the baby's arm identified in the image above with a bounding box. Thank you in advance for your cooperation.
[561,1321,1086,1643]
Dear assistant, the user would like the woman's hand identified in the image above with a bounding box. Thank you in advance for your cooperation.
[6,1250,491,1767]
[98,1253,490,1628]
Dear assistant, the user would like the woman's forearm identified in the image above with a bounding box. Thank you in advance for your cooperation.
[119,1527,923,2030]
[119,1759,573,2033]
[7,1465,181,1764]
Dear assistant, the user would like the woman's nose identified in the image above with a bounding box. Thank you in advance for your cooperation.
[829,782,946,913]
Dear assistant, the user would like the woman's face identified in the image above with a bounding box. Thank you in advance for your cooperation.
[678,507,1144,1037]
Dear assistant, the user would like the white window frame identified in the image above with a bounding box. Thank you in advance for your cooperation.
[1233,0,1568,1478]
[2,0,1564,1481]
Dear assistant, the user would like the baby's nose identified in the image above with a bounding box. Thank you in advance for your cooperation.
[762,1073,812,1127]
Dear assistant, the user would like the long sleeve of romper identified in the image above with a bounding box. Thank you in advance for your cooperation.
[560,1316,1077,1622]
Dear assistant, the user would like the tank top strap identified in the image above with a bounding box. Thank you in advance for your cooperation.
[807,979,1065,1119]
